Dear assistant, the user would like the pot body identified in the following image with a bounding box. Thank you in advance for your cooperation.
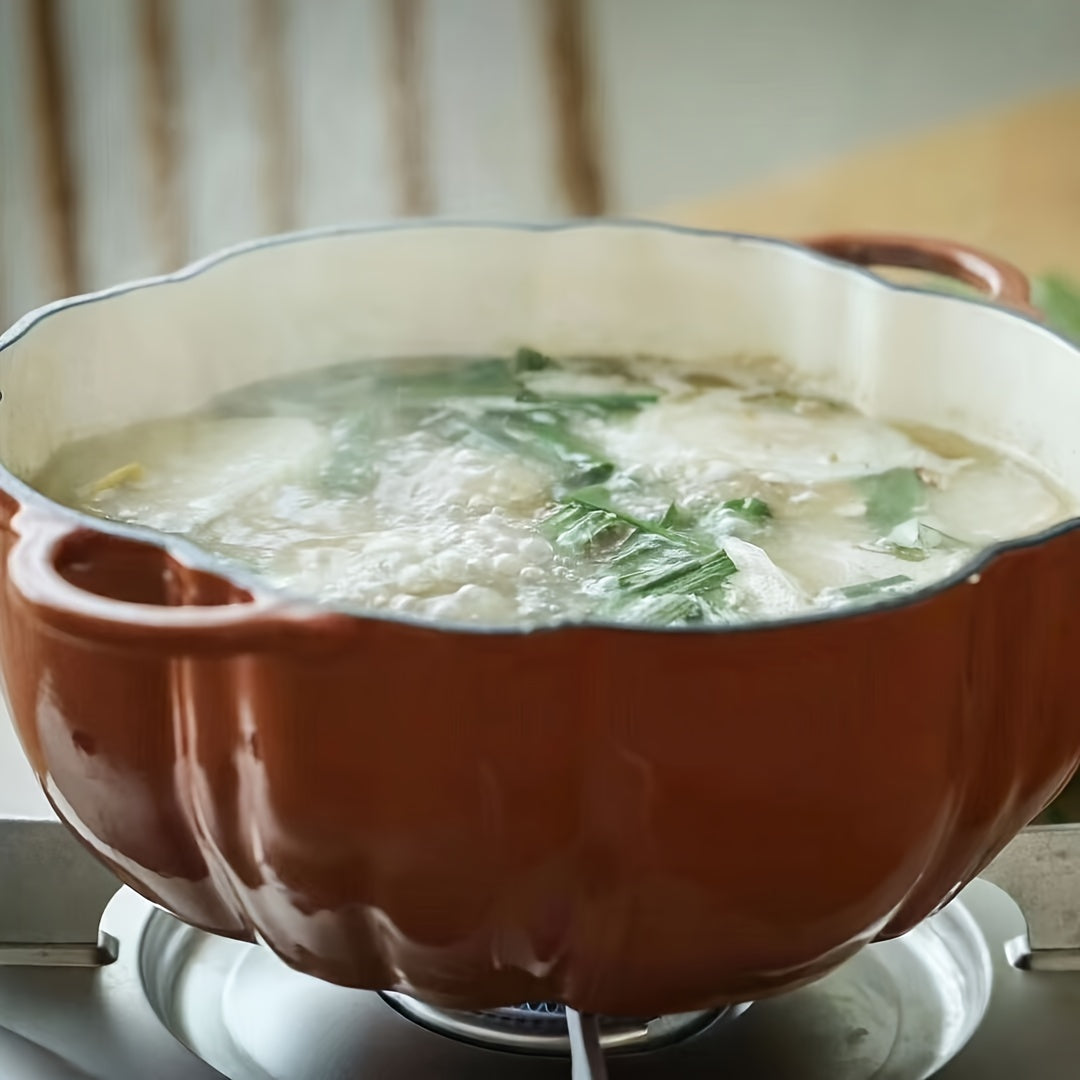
[1,223,1079,1015]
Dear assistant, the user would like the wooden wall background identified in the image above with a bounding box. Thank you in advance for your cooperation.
[1,0,1079,330]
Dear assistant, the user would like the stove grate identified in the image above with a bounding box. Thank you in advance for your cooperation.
[382,991,730,1055]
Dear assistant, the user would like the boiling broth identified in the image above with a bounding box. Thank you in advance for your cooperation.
[36,351,1074,628]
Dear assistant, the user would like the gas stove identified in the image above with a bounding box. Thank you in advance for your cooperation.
[3,711,1080,1078]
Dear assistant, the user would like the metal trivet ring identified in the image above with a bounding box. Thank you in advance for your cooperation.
[382,993,738,1054]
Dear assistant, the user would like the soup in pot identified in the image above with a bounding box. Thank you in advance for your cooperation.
[36,350,1074,628]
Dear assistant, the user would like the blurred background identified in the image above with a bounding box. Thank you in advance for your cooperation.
[1,0,1079,331]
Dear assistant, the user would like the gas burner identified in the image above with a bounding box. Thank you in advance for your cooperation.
[381,993,733,1054]
[3,818,1080,1078]
[133,892,990,1079]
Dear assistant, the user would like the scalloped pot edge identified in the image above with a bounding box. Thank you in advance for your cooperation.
[0,222,1078,1015]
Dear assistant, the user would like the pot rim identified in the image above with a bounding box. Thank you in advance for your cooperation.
[2,216,1077,640]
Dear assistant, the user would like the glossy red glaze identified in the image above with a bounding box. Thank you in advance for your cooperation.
[801,231,1039,317]
[1,228,1078,1016]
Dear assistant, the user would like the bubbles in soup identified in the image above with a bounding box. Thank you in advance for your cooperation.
[34,350,1075,628]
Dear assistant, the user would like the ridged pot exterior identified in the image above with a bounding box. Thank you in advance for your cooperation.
[3,501,1080,1015]
[1,223,1079,1015]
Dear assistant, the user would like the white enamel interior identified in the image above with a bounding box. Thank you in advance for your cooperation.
[1,224,1079,500]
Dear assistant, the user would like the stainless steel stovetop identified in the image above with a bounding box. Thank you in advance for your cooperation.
[3,811,1080,1080]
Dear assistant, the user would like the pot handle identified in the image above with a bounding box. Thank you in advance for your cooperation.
[7,510,345,652]
[801,231,1038,317]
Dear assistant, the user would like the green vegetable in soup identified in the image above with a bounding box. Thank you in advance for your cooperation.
[43,343,1066,635]
[863,520,961,562]
[544,485,737,620]
[857,468,928,532]
[619,547,737,597]
[378,357,523,401]
[446,408,616,488]
[513,346,558,372]
[834,575,913,601]
[563,485,702,547]
[522,392,659,413]
[721,496,772,523]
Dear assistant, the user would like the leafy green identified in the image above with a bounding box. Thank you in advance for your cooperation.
[366,349,660,489]
[620,548,737,596]
[864,520,960,562]
[609,532,689,589]
[211,364,376,418]
[542,497,677,559]
[376,357,522,400]
[721,496,772,522]
[321,418,379,494]
[835,575,912,601]
[527,392,659,414]
[564,486,701,547]
[514,346,558,372]
[543,487,737,625]
[855,469,969,561]
[660,502,699,532]
[856,468,927,533]
[603,536,735,625]
[541,500,626,550]
[1033,275,1080,344]
[223,350,660,505]
[448,409,615,488]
